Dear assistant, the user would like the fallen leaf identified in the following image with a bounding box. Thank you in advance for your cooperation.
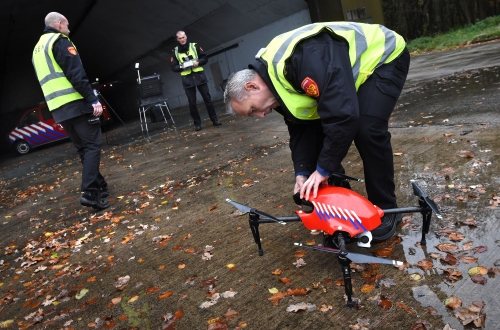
[268,292,287,305]
[158,291,174,300]
[457,150,474,158]
[279,277,291,285]
[417,259,433,271]
[470,275,487,285]
[224,308,239,320]
[0,320,14,328]
[268,287,279,294]
[286,302,316,312]
[128,295,139,303]
[443,268,463,282]
[440,253,458,265]
[448,232,465,242]
[460,256,478,263]
[294,250,306,258]
[114,275,130,290]
[286,288,308,296]
[221,290,237,298]
[111,297,122,305]
[75,288,89,300]
[396,301,417,315]
[226,263,236,270]
[319,304,333,312]
[146,287,160,294]
[360,284,375,293]
[444,296,462,309]
[293,258,306,268]
[436,243,459,252]
[271,268,283,275]
[409,273,422,281]
[378,296,392,309]
[468,266,488,276]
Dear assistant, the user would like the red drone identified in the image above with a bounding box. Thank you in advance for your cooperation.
[227,174,442,307]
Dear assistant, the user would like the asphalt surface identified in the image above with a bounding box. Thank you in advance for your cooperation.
[0,41,499,329]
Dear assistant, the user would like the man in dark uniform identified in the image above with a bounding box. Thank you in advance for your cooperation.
[32,12,109,210]
[170,31,221,131]
[224,22,410,241]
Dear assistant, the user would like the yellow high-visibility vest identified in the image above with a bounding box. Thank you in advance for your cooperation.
[174,43,204,76]
[32,33,83,111]
[258,22,406,120]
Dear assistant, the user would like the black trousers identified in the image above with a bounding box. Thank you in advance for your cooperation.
[354,49,410,209]
[61,114,107,193]
[184,83,218,126]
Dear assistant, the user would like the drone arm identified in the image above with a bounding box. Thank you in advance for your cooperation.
[255,215,301,224]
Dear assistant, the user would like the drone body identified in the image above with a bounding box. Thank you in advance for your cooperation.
[297,186,383,247]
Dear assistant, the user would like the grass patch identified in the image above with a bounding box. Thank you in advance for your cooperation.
[407,15,500,54]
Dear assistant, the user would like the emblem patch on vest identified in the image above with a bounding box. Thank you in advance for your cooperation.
[300,77,320,97]
[67,46,77,55]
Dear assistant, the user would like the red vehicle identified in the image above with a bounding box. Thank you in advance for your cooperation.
[8,101,111,155]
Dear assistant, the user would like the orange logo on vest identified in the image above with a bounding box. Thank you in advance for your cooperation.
[300,77,320,97]
[67,46,77,55]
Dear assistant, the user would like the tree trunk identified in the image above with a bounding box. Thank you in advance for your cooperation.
[382,0,500,40]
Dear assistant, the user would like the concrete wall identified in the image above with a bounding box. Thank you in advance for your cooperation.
[143,9,311,109]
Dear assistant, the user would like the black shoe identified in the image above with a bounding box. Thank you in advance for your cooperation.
[99,186,109,198]
[80,192,109,210]
[195,125,202,131]
[372,214,402,242]
[213,121,221,127]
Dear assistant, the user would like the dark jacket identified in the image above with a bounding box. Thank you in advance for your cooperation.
[170,42,209,88]
[250,32,359,177]
[43,27,97,123]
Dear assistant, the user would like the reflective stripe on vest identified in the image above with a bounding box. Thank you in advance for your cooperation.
[258,22,406,120]
[174,43,204,76]
[32,33,83,111]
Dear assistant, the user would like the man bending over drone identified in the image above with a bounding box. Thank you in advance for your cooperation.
[224,22,410,242]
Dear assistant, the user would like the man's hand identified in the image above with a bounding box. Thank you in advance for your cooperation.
[294,175,307,195]
[92,102,103,117]
[300,171,328,200]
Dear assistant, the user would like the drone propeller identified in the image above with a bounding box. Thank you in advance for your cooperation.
[294,243,403,266]
[411,181,443,219]
[226,198,286,225]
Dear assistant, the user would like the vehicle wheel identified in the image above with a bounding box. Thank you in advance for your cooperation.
[15,140,30,155]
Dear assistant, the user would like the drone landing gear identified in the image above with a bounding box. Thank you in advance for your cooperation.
[249,213,264,256]
[247,211,301,256]
[335,233,358,308]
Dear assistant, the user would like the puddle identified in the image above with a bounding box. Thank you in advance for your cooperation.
[398,182,499,329]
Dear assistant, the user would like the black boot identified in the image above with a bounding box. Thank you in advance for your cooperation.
[99,183,109,198]
[372,214,402,242]
[80,191,109,210]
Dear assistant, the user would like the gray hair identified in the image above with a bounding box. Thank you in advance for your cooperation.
[223,69,257,114]
[45,12,66,28]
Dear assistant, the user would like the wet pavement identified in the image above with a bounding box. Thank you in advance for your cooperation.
[0,41,499,329]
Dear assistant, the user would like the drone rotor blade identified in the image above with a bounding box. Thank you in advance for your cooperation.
[411,181,443,219]
[346,251,403,266]
[226,198,252,214]
[226,199,286,225]
[294,243,403,266]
